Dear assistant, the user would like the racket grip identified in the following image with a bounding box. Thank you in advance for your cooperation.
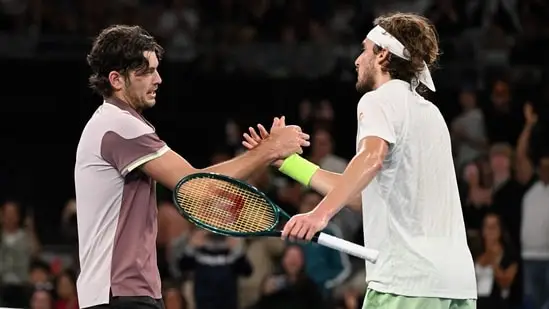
[315,232,379,263]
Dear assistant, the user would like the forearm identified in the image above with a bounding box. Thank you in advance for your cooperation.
[202,145,276,180]
[310,170,362,210]
[315,151,382,220]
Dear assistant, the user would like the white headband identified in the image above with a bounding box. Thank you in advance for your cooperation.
[366,25,436,92]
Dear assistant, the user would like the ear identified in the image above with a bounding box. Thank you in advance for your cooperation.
[108,71,125,92]
[376,48,390,66]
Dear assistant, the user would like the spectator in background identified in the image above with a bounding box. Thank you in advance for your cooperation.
[30,287,54,309]
[483,79,523,146]
[508,102,549,309]
[252,245,325,309]
[462,157,494,232]
[451,87,488,171]
[308,127,347,174]
[179,229,252,309]
[28,259,53,287]
[296,190,351,296]
[0,200,33,306]
[521,151,549,309]
[475,213,518,309]
[54,270,78,309]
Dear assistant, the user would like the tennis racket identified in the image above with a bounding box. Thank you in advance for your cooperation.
[172,172,379,263]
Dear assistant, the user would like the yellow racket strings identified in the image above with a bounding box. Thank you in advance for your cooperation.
[175,178,277,233]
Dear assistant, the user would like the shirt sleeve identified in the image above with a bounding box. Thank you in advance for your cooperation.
[357,93,397,145]
[100,115,170,176]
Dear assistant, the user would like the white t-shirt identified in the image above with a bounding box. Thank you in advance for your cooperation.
[357,80,477,299]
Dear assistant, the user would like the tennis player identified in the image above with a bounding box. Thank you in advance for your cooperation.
[74,25,309,309]
[243,13,477,309]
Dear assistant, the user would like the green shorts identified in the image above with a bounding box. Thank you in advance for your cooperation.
[363,289,476,309]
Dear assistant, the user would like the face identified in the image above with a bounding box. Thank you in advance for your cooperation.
[56,274,75,299]
[282,246,304,276]
[489,154,510,174]
[114,51,162,110]
[459,91,476,110]
[29,268,49,284]
[299,192,322,213]
[482,215,501,243]
[311,130,333,157]
[354,39,380,93]
[31,290,52,309]
[1,202,19,230]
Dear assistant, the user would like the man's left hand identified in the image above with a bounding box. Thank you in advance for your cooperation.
[281,211,329,241]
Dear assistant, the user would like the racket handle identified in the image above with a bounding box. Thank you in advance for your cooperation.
[314,232,379,263]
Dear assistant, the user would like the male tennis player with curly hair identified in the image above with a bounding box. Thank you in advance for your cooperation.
[243,13,477,309]
[75,25,309,309]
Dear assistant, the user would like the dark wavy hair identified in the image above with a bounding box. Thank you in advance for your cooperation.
[87,25,164,97]
[372,12,440,92]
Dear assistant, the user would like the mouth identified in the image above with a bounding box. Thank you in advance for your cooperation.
[147,89,157,98]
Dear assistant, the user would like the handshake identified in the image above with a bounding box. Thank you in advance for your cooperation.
[242,116,310,164]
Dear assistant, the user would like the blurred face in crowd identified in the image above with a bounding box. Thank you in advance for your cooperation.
[282,246,304,276]
[491,80,510,109]
[117,51,162,111]
[489,152,511,175]
[539,157,549,184]
[311,129,334,159]
[1,202,20,231]
[299,191,322,213]
[482,214,502,244]
[355,39,380,93]
[56,273,76,299]
[29,267,50,285]
[459,90,477,111]
[30,290,53,309]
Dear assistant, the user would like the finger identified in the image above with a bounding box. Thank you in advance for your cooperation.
[305,229,317,241]
[278,116,286,127]
[295,146,303,155]
[243,133,258,146]
[258,124,270,139]
[271,117,279,130]
[249,127,261,141]
[288,125,302,132]
[242,141,254,149]
[300,139,311,147]
[296,224,308,240]
[289,221,304,242]
[300,132,310,140]
[281,218,297,239]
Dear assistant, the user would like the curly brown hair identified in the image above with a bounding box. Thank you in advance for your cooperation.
[372,13,440,91]
[87,25,164,98]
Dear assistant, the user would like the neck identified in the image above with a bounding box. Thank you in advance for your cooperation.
[111,92,140,113]
[373,73,393,90]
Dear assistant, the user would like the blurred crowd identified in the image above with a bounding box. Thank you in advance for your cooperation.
[1,0,549,308]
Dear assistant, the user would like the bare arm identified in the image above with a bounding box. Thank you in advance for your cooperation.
[312,137,388,221]
[493,262,518,289]
[142,146,276,190]
[515,103,537,185]
[309,170,362,211]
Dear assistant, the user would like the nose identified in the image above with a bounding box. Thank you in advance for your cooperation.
[154,71,162,84]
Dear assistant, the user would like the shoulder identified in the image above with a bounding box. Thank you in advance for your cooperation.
[101,104,155,139]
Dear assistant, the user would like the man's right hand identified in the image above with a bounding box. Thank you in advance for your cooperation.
[254,116,309,161]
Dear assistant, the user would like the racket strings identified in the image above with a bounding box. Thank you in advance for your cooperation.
[175,178,276,233]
